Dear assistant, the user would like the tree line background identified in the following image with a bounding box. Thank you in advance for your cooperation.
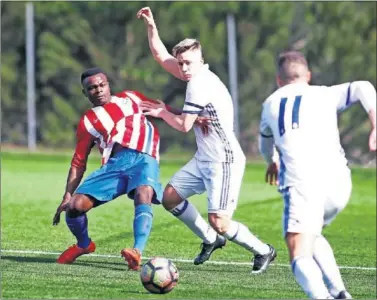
[1,1,376,164]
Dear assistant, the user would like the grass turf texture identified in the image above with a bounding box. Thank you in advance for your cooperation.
[1,152,376,299]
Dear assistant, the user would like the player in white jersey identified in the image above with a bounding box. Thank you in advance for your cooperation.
[259,51,376,299]
[137,6,276,273]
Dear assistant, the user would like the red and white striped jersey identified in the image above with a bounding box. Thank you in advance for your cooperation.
[71,90,160,169]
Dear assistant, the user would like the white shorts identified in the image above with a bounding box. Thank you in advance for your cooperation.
[169,158,245,215]
[281,168,352,236]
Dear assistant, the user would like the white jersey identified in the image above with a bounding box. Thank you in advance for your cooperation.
[182,64,245,163]
[259,82,360,189]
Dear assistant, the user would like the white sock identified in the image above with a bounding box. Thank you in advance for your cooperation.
[314,235,346,297]
[292,256,332,299]
[222,220,270,255]
[170,200,217,244]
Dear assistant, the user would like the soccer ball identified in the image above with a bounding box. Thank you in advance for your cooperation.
[140,257,179,294]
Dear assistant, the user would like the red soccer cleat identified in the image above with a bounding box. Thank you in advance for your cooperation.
[57,241,96,264]
[120,248,142,271]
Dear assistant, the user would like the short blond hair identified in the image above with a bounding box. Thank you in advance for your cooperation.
[172,38,202,58]
[277,51,309,82]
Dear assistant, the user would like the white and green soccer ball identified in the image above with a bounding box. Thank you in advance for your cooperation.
[140,257,179,294]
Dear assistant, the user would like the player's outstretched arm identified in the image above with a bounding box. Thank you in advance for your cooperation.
[147,98,183,116]
[331,81,376,151]
[141,100,198,132]
[120,90,182,115]
[141,77,211,133]
[143,99,212,134]
[53,166,86,226]
[367,108,376,151]
[53,120,94,225]
[160,110,198,133]
[125,90,209,134]
[353,82,377,150]
[137,7,183,80]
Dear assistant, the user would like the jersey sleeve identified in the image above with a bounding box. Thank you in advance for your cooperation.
[258,102,280,164]
[182,79,209,114]
[259,103,273,138]
[71,116,95,170]
[328,81,377,113]
[327,82,355,112]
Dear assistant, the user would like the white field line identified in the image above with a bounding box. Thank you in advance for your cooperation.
[1,249,376,271]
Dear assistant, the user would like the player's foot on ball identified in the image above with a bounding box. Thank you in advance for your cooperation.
[121,248,142,271]
[336,290,352,299]
[251,244,276,274]
[194,234,226,265]
[57,241,96,264]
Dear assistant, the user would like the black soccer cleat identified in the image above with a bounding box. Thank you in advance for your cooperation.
[194,235,226,265]
[251,244,277,274]
[336,290,352,299]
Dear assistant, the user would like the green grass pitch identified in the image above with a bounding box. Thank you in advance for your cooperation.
[1,152,376,299]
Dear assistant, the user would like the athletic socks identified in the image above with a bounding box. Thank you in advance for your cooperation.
[66,214,91,248]
[170,200,217,244]
[292,255,332,299]
[314,235,347,297]
[223,220,270,255]
[133,204,153,253]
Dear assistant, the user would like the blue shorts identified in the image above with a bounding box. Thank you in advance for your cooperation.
[75,148,162,204]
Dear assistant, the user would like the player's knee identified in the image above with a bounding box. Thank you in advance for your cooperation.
[162,184,183,211]
[66,194,93,217]
[66,208,82,218]
[285,232,315,262]
[208,214,230,235]
[134,185,154,205]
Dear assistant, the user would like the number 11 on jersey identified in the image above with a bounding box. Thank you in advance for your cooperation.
[278,95,302,136]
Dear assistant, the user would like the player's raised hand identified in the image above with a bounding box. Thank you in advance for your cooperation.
[369,128,376,151]
[53,193,71,226]
[265,162,279,186]
[140,99,165,111]
[141,99,165,118]
[194,116,213,136]
[143,108,164,118]
[137,7,156,27]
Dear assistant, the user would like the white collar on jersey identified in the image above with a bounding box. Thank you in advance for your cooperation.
[284,81,309,88]
[199,63,209,73]
[190,64,209,81]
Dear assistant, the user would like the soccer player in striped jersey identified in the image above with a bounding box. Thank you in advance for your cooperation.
[137,7,276,274]
[258,51,376,299]
[52,68,164,270]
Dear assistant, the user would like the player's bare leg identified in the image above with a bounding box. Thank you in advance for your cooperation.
[287,232,333,299]
[57,194,96,264]
[163,184,224,264]
[162,185,185,210]
[208,213,276,273]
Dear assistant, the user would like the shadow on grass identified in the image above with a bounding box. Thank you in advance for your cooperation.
[97,197,282,245]
[1,255,129,272]
[1,255,57,264]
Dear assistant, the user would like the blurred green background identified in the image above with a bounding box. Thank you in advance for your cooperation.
[1,1,376,164]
